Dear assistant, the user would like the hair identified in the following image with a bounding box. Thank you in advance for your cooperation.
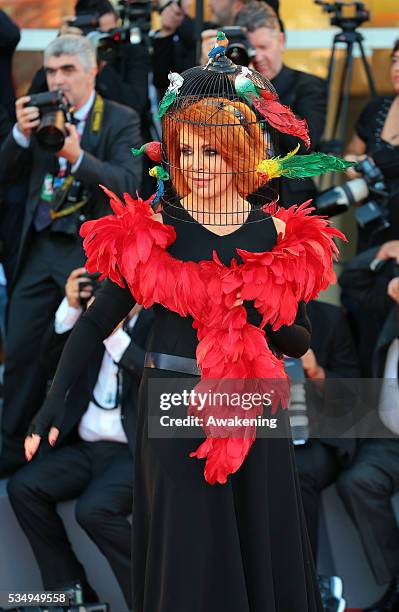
[235,0,281,33]
[163,97,270,199]
[44,34,97,71]
[392,39,399,57]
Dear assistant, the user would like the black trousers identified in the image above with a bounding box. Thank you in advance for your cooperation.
[7,440,133,607]
[1,229,85,462]
[336,438,399,584]
[295,440,341,561]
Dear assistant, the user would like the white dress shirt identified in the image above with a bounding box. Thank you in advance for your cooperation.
[12,90,96,174]
[54,297,137,444]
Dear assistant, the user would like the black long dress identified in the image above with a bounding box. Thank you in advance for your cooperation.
[41,207,323,612]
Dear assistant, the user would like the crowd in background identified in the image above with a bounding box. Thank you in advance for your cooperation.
[0,1,399,611]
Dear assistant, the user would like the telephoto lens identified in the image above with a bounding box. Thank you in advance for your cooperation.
[28,90,70,152]
[223,27,256,67]
[288,382,309,446]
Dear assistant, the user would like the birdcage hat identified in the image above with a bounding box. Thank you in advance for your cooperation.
[133,31,351,226]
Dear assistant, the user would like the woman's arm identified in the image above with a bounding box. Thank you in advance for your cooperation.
[25,279,136,458]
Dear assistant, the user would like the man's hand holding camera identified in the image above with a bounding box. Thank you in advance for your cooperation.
[56,121,82,165]
[301,349,325,380]
[159,0,185,37]
[66,267,93,309]
[376,240,399,263]
[15,96,40,139]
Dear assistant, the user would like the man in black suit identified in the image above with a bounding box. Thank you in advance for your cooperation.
[336,242,399,612]
[0,9,20,121]
[0,34,142,475]
[29,0,150,124]
[294,300,360,565]
[287,300,360,611]
[235,1,327,208]
[7,267,153,609]
[153,0,282,96]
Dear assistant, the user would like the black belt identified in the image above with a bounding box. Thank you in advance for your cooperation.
[144,352,201,376]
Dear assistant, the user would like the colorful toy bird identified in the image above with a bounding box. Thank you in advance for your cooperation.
[234,69,311,148]
[131,141,162,163]
[256,144,354,181]
[204,31,229,68]
[157,72,184,118]
[148,165,170,205]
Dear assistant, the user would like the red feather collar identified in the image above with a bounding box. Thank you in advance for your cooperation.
[81,188,345,485]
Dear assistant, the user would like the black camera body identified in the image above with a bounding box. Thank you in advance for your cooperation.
[353,158,390,230]
[28,90,73,153]
[314,0,370,31]
[87,27,133,62]
[67,13,100,33]
[314,156,391,235]
[222,26,256,67]
[78,272,102,308]
[118,0,152,38]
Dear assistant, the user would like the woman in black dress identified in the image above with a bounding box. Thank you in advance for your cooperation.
[25,44,349,612]
[345,39,399,253]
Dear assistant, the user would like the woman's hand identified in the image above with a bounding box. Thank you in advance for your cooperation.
[301,348,325,380]
[25,426,60,461]
[24,395,66,460]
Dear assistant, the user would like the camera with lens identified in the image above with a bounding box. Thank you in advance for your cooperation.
[78,272,101,308]
[284,357,309,446]
[27,90,73,153]
[314,0,369,31]
[314,156,391,234]
[87,26,138,62]
[67,13,100,33]
[222,26,256,67]
[118,0,152,41]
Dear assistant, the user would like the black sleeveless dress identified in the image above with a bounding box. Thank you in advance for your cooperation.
[41,207,323,612]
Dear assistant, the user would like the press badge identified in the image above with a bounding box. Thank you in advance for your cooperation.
[40,174,54,202]
[40,174,66,203]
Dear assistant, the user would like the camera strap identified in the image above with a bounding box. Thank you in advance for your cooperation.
[50,94,104,220]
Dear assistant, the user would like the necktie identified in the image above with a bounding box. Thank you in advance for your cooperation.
[33,117,85,232]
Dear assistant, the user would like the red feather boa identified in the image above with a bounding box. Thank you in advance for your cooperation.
[81,188,345,485]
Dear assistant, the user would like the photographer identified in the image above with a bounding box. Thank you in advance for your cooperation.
[152,0,282,96]
[151,0,196,96]
[293,300,360,611]
[344,39,399,252]
[0,34,142,476]
[0,9,20,121]
[336,243,399,612]
[7,266,153,610]
[29,0,150,120]
[235,1,327,207]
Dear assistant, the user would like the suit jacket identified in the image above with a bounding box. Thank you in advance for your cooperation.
[339,245,399,376]
[271,65,327,208]
[307,300,360,463]
[0,10,20,121]
[0,94,142,283]
[43,307,154,455]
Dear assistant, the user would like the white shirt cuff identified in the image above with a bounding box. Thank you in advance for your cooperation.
[103,328,131,363]
[12,123,30,148]
[54,297,82,334]
[71,151,84,174]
